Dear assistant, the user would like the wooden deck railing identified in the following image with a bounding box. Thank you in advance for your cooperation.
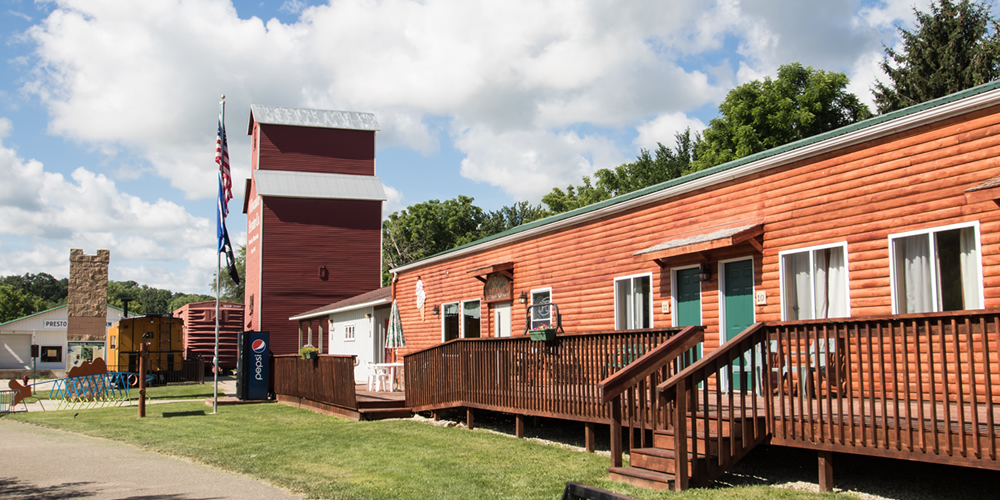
[765,311,1000,469]
[655,310,1000,490]
[273,354,357,411]
[404,328,687,420]
[599,325,704,469]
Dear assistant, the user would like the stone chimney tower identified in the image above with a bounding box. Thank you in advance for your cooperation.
[67,248,110,341]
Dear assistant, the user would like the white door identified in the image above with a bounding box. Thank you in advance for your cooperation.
[0,334,31,370]
[494,302,512,337]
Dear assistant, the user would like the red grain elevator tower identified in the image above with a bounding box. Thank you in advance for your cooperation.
[242,105,385,355]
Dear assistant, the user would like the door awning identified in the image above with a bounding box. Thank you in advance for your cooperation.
[634,223,763,267]
[467,262,514,283]
[965,175,1000,205]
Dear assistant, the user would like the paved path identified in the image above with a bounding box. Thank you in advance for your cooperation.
[0,418,302,499]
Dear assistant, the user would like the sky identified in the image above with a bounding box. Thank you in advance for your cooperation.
[0,0,977,296]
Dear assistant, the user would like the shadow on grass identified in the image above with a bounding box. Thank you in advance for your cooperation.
[161,410,206,418]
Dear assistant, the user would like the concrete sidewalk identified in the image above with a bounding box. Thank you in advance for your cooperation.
[0,418,302,499]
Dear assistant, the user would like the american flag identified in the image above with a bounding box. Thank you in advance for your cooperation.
[216,109,232,217]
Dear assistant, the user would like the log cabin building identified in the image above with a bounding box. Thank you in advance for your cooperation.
[391,80,1000,355]
[385,80,1000,489]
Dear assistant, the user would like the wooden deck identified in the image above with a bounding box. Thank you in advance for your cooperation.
[273,311,1000,492]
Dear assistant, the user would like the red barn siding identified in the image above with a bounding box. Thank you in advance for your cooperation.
[258,197,382,355]
[393,102,1000,360]
[173,301,244,369]
[257,124,374,175]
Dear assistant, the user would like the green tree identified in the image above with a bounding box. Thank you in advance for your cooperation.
[541,176,610,214]
[873,0,1000,114]
[168,293,215,312]
[382,196,485,284]
[478,201,549,236]
[593,129,698,198]
[0,273,68,310]
[692,63,872,171]
[210,244,246,303]
[0,284,45,323]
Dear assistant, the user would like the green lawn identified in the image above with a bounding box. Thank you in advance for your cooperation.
[7,402,837,500]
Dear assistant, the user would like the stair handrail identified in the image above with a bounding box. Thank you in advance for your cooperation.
[598,325,704,469]
[599,325,704,404]
[655,322,771,491]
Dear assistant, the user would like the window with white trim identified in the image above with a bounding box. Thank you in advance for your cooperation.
[463,300,481,338]
[890,223,983,314]
[345,324,355,341]
[780,243,849,321]
[442,302,460,342]
[615,274,652,330]
[530,288,552,329]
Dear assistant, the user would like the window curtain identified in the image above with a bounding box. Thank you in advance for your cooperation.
[615,279,631,329]
[895,234,932,314]
[821,247,848,318]
[959,227,981,310]
[783,252,812,320]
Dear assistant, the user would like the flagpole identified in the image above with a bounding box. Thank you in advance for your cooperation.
[213,95,225,415]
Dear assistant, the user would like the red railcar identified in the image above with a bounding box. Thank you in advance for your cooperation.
[172,301,244,370]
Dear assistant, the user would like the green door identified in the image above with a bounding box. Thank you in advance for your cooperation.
[675,268,702,366]
[724,259,754,390]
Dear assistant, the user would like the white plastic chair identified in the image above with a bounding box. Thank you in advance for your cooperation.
[367,362,391,392]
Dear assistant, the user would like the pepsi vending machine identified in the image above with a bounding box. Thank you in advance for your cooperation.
[236,331,270,400]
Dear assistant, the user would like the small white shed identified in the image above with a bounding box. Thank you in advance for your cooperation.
[290,287,391,383]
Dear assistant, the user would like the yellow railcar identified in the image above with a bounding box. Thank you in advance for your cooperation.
[106,315,184,380]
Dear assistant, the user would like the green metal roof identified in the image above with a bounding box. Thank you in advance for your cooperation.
[395,78,1000,270]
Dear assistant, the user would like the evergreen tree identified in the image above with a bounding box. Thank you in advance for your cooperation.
[873,0,1000,114]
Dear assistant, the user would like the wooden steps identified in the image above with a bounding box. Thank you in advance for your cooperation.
[609,415,768,490]
[357,397,412,420]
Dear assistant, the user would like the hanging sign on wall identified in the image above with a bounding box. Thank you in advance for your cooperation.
[483,273,512,304]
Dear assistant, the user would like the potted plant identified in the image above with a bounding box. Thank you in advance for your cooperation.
[528,324,556,341]
[299,345,319,360]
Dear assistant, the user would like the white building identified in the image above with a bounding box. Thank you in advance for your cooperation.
[290,287,391,383]
[0,304,124,372]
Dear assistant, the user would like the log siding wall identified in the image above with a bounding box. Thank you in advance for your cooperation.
[393,103,1000,360]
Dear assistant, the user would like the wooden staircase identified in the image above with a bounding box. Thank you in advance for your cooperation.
[609,413,769,489]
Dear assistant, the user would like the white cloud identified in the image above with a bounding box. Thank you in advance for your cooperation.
[634,113,707,151]
[454,123,625,201]
[0,126,218,292]
[382,184,405,218]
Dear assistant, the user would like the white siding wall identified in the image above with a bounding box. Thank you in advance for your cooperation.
[328,307,373,383]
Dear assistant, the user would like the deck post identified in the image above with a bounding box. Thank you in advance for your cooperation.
[433,410,440,421]
[515,414,525,438]
[818,450,833,492]
[610,395,622,467]
[585,422,595,453]
[467,408,475,430]
[673,379,688,492]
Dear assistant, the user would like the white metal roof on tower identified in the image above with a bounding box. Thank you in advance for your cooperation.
[253,170,387,201]
[247,104,380,134]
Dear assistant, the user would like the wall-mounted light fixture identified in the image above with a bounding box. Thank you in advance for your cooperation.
[699,263,712,282]
[365,313,372,320]
[432,304,440,316]
[518,291,528,305]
